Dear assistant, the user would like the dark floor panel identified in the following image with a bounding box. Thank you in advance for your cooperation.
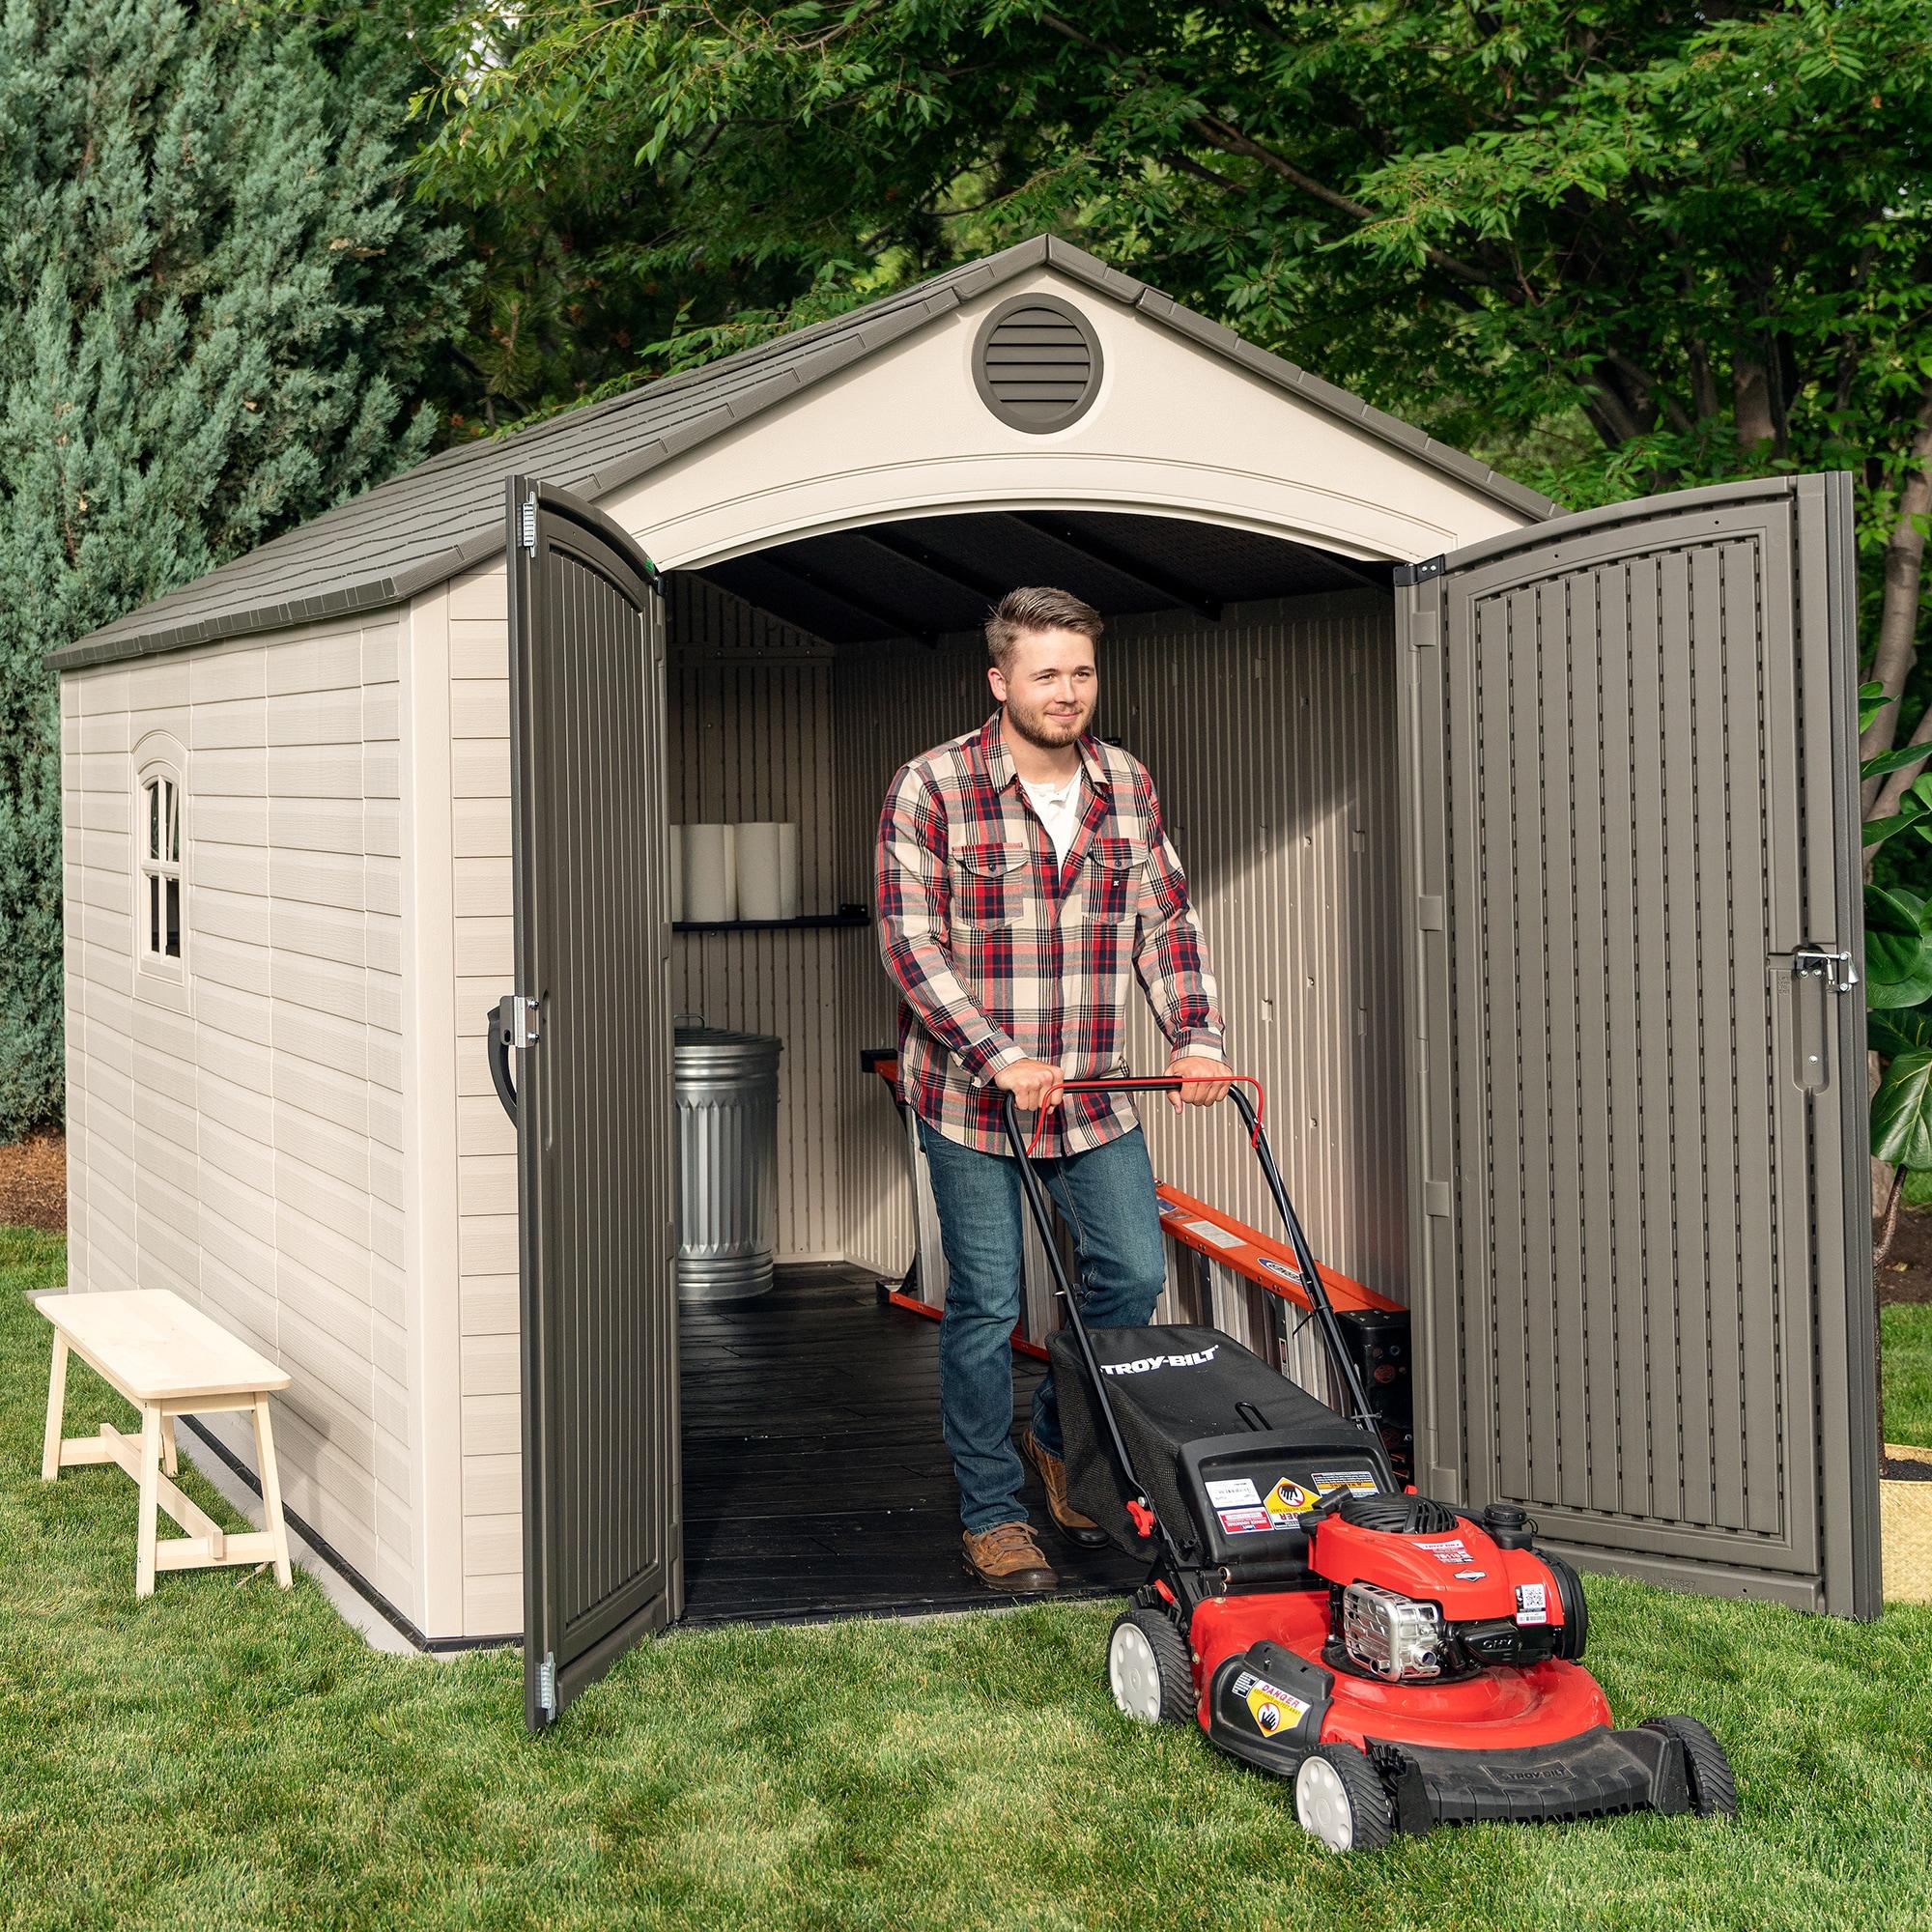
[679,1268,1144,1624]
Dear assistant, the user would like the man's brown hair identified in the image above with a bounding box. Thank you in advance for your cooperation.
[985,585,1103,670]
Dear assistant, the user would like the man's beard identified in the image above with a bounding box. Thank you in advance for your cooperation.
[1004,695,1091,750]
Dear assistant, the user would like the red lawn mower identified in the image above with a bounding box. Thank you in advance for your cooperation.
[1006,1079,1736,1853]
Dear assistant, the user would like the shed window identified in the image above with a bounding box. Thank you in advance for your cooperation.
[138,770,184,965]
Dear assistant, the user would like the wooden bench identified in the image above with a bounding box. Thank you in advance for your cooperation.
[38,1289,294,1598]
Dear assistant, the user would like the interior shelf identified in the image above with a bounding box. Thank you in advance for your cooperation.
[673,911,871,934]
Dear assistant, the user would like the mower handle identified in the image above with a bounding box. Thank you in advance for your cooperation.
[997,1082,1378,1438]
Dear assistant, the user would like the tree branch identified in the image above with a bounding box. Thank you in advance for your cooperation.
[1861,375,1932,813]
[1035,11,1521,302]
[1871,701,1932,822]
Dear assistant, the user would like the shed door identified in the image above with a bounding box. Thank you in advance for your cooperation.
[1398,473,1880,1616]
[507,476,678,1728]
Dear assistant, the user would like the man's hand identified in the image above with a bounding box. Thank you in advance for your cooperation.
[1166,1055,1232,1111]
[992,1058,1065,1112]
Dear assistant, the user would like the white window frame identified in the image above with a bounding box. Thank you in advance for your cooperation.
[134,751,187,987]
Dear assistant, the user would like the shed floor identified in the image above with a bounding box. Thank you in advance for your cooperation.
[678,1265,1144,1623]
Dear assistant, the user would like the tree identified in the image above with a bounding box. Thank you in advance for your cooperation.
[418,0,1932,1176]
[0,0,472,1134]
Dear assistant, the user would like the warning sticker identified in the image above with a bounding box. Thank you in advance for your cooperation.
[1515,1581,1548,1627]
[1260,1469,1380,1521]
[1309,1469,1380,1496]
[1218,1506,1274,1536]
[1207,1478,1262,1509]
[1415,1537,1474,1565]
[1232,1670,1310,1738]
[1264,1477,1314,1520]
[1185,1219,1248,1252]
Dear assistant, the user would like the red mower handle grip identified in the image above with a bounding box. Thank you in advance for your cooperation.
[1021,1072,1264,1157]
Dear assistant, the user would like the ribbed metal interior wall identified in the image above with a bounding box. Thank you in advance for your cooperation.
[830,587,1408,1303]
[673,578,1406,1301]
[666,577,865,1264]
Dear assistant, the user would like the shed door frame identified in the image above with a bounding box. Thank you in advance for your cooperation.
[509,475,680,1729]
[1396,471,1880,1617]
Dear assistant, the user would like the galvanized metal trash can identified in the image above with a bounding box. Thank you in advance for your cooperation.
[674,1025,783,1301]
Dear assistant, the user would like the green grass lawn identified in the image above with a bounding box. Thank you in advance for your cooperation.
[5,1226,1931,1932]
[1883,1303,1932,1446]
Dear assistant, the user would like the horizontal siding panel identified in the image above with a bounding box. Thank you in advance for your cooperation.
[461,1331,518,1397]
[450,680,509,741]
[464,1452,520,1517]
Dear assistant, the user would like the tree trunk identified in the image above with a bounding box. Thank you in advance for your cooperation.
[1733,355,1776,449]
[1861,378,1932,814]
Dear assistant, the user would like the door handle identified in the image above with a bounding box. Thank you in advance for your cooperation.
[490,994,539,1124]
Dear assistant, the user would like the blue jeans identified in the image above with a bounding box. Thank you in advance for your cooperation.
[917,1117,1167,1532]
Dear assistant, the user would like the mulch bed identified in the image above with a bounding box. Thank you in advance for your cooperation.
[1878,1202,1932,1306]
[0,1133,67,1233]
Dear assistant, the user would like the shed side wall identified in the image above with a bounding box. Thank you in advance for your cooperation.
[60,621,421,1620]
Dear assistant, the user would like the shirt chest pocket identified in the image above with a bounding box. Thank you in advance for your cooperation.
[951,842,1027,927]
[1081,837,1142,923]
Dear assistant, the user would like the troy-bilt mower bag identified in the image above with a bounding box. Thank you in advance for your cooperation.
[1049,1324,1392,1562]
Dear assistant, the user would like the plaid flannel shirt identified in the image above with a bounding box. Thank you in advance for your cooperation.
[876,711,1225,1157]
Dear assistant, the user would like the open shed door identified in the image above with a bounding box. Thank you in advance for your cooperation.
[1398,473,1880,1616]
[506,476,678,1728]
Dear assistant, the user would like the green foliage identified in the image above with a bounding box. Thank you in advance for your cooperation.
[0,0,472,1134]
[412,3,1932,497]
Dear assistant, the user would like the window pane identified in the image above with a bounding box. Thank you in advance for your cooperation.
[149,874,160,954]
[167,782,180,863]
[164,878,181,958]
[148,781,160,862]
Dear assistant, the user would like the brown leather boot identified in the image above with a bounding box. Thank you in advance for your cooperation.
[961,1520,1059,1592]
[1021,1430,1111,1549]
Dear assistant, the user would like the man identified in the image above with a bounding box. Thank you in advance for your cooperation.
[876,585,1230,1592]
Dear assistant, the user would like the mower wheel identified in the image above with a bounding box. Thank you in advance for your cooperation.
[1107,1608,1194,1725]
[1642,1716,1738,1818]
[1293,1744,1394,1854]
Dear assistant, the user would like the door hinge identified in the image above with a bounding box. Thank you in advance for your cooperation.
[1417,895,1444,931]
[520,496,538,552]
[537,1651,557,1719]
[1789,946,1859,993]
[1393,554,1446,587]
[497,992,540,1047]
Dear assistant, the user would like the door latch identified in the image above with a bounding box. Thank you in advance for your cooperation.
[497,993,540,1046]
[1789,946,1859,993]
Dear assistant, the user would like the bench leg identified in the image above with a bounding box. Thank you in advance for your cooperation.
[42,1335,70,1481]
[252,1395,293,1589]
[135,1406,162,1600]
[159,1415,178,1478]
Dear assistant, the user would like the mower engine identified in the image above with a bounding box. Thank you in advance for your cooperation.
[1309,1493,1588,1683]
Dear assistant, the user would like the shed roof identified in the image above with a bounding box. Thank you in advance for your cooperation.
[53,234,1558,671]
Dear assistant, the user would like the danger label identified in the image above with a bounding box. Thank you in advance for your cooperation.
[1232,1670,1309,1738]
[1415,1538,1474,1565]
[1262,1469,1380,1520]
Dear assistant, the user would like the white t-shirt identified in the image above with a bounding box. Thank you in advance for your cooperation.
[1021,771,1085,867]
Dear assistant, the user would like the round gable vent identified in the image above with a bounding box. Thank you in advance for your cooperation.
[973,294,1104,433]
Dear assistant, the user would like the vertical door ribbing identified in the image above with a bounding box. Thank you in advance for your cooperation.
[1400,474,1879,1615]
[511,478,676,1727]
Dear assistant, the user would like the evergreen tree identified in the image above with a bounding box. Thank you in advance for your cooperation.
[0,0,472,1134]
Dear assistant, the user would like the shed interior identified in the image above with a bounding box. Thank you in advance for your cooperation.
[663,509,1413,1619]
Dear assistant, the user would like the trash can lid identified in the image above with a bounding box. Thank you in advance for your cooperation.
[674,1025,781,1050]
